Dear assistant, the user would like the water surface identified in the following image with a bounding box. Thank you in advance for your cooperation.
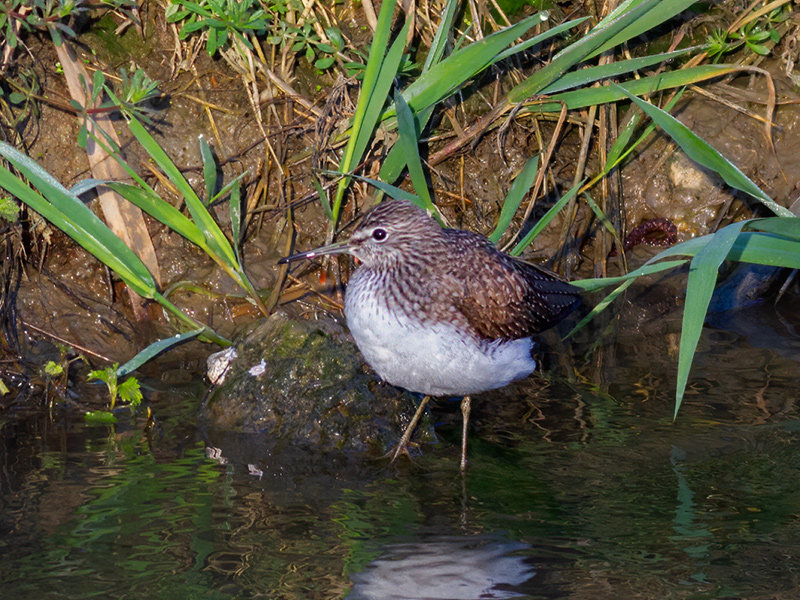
[2,299,799,599]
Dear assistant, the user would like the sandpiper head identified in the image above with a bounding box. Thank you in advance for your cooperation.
[346,200,441,267]
[278,200,441,267]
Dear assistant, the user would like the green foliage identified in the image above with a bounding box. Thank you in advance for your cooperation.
[0,140,231,346]
[72,68,160,148]
[88,363,142,411]
[96,86,265,318]
[342,46,418,80]
[571,86,798,419]
[0,193,20,221]
[166,0,269,56]
[267,7,344,70]
[166,0,346,71]
[0,0,137,47]
[44,360,64,377]
[706,5,788,61]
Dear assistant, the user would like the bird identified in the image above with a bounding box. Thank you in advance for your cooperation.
[279,199,581,470]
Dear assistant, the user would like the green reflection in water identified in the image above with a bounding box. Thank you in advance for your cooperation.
[1,439,230,599]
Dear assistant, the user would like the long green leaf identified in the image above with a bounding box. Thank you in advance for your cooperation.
[725,230,800,267]
[422,0,458,72]
[510,180,582,256]
[107,182,207,247]
[394,90,438,219]
[0,144,157,297]
[107,89,240,265]
[321,170,421,204]
[531,65,736,112]
[508,0,664,103]
[587,0,699,60]
[349,17,411,182]
[331,0,401,225]
[744,217,800,240]
[570,259,690,291]
[538,46,697,95]
[492,16,587,65]
[397,13,544,116]
[118,329,205,376]
[615,84,794,217]
[674,221,746,417]
[199,135,217,204]
[603,89,683,173]
[379,104,435,186]
[489,156,539,243]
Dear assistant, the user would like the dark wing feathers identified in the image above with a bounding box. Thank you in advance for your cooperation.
[442,230,581,341]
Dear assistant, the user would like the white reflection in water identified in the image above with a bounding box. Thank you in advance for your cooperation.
[348,536,534,600]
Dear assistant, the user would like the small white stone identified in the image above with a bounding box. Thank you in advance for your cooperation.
[248,359,267,377]
[206,347,238,385]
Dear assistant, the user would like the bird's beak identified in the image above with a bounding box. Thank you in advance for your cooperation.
[277,240,352,264]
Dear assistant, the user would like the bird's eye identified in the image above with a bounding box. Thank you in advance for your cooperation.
[371,228,388,241]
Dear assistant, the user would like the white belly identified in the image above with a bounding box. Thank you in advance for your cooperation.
[344,286,535,397]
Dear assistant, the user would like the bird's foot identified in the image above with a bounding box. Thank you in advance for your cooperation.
[387,395,430,465]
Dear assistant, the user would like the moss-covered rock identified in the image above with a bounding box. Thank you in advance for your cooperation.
[199,311,424,455]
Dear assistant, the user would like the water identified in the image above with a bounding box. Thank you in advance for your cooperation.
[1,299,799,599]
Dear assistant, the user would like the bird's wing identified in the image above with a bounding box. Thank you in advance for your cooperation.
[444,232,581,341]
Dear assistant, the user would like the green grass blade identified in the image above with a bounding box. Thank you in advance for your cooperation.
[117,329,205,376]
[380,104,435,186]
[532,65,736,112]
[489,155,539,243]
[0,144,157,297]
[674,221,747,418]
[397,13,543,116]
[107,182,207,247]
[538,46,697,95]
[570,259,690,291]
[566,258,690,338]
[604,90,683,172]
[744,217,800,240]
[587,0,700,60]
[566,277,636,338]
[332,0,402,225]
[229,178,242,263]
[508,0,663,103]
[492,16,588,65]
[199,135,217,204]
[311,176,334,221]
[423,0,458,72]
[726,230,800,268]
[349,18,411,179]
[394,90,438,219]
[615,84,794,217]
[321,169,421,204]
[109,91,240,264]
[510,180,581,256]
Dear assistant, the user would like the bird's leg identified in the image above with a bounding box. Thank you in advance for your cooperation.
[390,395,430,463]
[460,396,471,472]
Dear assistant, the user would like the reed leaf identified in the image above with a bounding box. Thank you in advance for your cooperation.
[489,156,539,244]
[615,84,794,217]
[532,65,736,113]
[510,180,582,256]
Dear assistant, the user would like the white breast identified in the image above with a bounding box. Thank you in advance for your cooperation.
[344,280,535,397]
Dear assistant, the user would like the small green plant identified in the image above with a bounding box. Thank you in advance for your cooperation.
[87,364,142,411]
[166,0,269,57]
[70,67,161,148]
[268,18,344,70]
[0,193,20,221]
[40,345,87,402]
[43,360,64,377]
[0,0,138,47]
[707,6,787,62]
